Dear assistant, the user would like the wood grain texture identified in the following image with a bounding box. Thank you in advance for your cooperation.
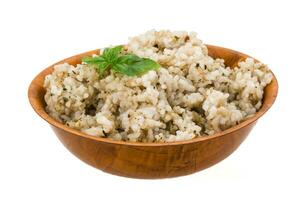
[28,45,278,179]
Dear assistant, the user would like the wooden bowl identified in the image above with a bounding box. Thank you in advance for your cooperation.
[28,45,278,179]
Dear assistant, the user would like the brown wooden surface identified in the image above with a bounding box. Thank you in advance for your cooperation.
[28,45,278,179]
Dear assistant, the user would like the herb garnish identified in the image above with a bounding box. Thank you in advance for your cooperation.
[82,46,160,76]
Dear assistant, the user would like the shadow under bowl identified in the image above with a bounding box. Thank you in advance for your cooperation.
[28,45,278,179]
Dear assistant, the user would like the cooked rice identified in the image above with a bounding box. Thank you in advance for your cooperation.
[44,30,273,142]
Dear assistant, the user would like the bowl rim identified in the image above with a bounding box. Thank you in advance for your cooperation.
[28,44,278,147]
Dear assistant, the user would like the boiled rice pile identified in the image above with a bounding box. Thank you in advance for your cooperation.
[44,30,273,142]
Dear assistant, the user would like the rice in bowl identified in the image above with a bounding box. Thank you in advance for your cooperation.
[44,30,273,142]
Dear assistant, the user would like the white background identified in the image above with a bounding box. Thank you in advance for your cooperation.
[0,0,299,199]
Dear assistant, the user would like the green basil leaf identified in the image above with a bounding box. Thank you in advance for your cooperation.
[112,63,132,75]
[103,45,123,63]
[82,56,105,64]
[112,56,160,76]
[117,54,140,64]
[95,62,110,74]
[82,56,109,74]
[82,45,160,77]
